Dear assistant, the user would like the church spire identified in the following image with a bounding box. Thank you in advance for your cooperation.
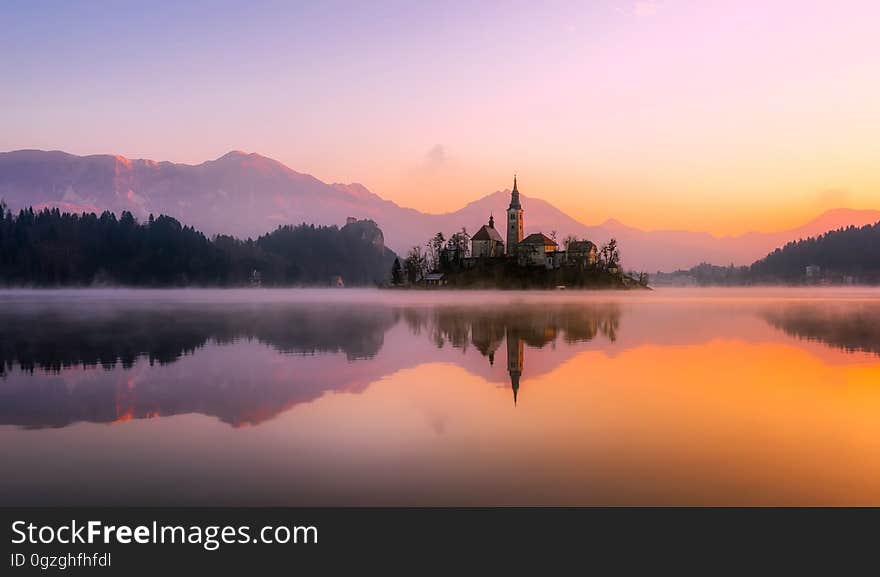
[508,174,521,210]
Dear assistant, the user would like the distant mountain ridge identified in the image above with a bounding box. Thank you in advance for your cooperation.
[2,149,878,271]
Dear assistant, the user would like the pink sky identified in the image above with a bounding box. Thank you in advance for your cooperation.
[2,1,879,234]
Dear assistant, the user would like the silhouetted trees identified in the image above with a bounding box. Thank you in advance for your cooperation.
[598,238,620,271]
[0,206,396,286]
[390,257,404,286]
[750,222,880,283]
[656,222,880,285]
[426,232,445,271]
[403,246,428,283]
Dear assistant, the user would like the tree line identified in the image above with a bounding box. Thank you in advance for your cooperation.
[657,221,880,285]
[0,203,396,286]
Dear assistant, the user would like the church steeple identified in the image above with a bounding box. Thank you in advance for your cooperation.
[509,175,521,209]
[506,175,524,254]
[489,214,495,229]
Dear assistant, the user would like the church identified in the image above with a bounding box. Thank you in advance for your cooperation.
[469,176,597,269]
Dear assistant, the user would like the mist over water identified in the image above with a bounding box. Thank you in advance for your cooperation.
[2,287,880,505]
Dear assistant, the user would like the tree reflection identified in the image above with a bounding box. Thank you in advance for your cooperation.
[0,301,622,428]
[762,303,880,356]
[407,304,622,404]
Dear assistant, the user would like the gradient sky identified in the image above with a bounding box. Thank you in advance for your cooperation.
[2,1,879,234]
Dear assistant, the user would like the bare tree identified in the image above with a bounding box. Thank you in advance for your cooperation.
[599,238,620,271]
[404,246,428,284]
[426,232,445,271]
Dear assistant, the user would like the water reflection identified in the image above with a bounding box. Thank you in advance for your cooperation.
[0,301,624,427]
[402,305,621,404]
[3,295,880,429]
[4,289,880,505]
[762,302,880,356]
[0,304,396,374]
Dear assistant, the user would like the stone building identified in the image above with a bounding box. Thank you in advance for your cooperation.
[516,233,558,267]
[471,215,505,258]
[566,240,598,268]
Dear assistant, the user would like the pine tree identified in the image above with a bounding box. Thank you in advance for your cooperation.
[391,257,403,285]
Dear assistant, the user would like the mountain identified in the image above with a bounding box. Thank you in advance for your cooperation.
[2,149,878,271]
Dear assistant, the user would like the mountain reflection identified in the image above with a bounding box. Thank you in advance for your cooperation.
[0,302,621,428]
[7,296,880,430]
[762,302,880,356]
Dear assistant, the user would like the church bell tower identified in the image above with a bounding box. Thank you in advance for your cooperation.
[506,175,523,255]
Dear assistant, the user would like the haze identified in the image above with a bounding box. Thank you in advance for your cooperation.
[3,1,879,235]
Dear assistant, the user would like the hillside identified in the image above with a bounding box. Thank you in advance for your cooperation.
[3,149,880,271]
[655,222,880,285]
[0,205,395,286]
[750,222,880,283]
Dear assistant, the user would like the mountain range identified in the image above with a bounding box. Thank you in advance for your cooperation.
[2,149,878,271]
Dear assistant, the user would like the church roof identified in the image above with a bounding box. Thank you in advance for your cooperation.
[520,232,558,246]
[472,224,504,242]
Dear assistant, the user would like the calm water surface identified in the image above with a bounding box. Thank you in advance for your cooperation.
[2,287,880,505]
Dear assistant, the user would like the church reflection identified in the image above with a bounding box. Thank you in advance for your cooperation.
[0,301,624,428]
[413,304,621,405]
[507,330,523,405]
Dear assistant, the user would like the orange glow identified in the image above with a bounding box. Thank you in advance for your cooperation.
[111,408,134,424]
[276,338,880,505]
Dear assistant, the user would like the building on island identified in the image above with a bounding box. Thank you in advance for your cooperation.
[566,240,598,268]
[516,233,559,268]
[424,272,447,286]
[451,175,600,275]
[471,215,505,258]
[506,175,524,254]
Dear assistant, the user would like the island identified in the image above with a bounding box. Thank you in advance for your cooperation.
[389,177,648,290]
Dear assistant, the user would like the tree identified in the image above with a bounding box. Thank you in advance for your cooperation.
[599,238,620,271]
[562,234,577,252]
[448,228,470,259]
[391,257,403,285]
[0,206,396,287]
[404,246,427,284]
[426,232,445,271]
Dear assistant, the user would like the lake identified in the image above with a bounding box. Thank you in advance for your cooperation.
[2,287,880,505]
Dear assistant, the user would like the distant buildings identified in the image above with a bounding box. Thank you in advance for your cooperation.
[424,272,446,286]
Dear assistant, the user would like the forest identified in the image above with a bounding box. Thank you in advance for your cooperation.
[749,222,880,283]
[655,222,880,285]
[0,203,396,286]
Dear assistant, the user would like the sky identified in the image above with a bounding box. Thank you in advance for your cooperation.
[2,0,880,235]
